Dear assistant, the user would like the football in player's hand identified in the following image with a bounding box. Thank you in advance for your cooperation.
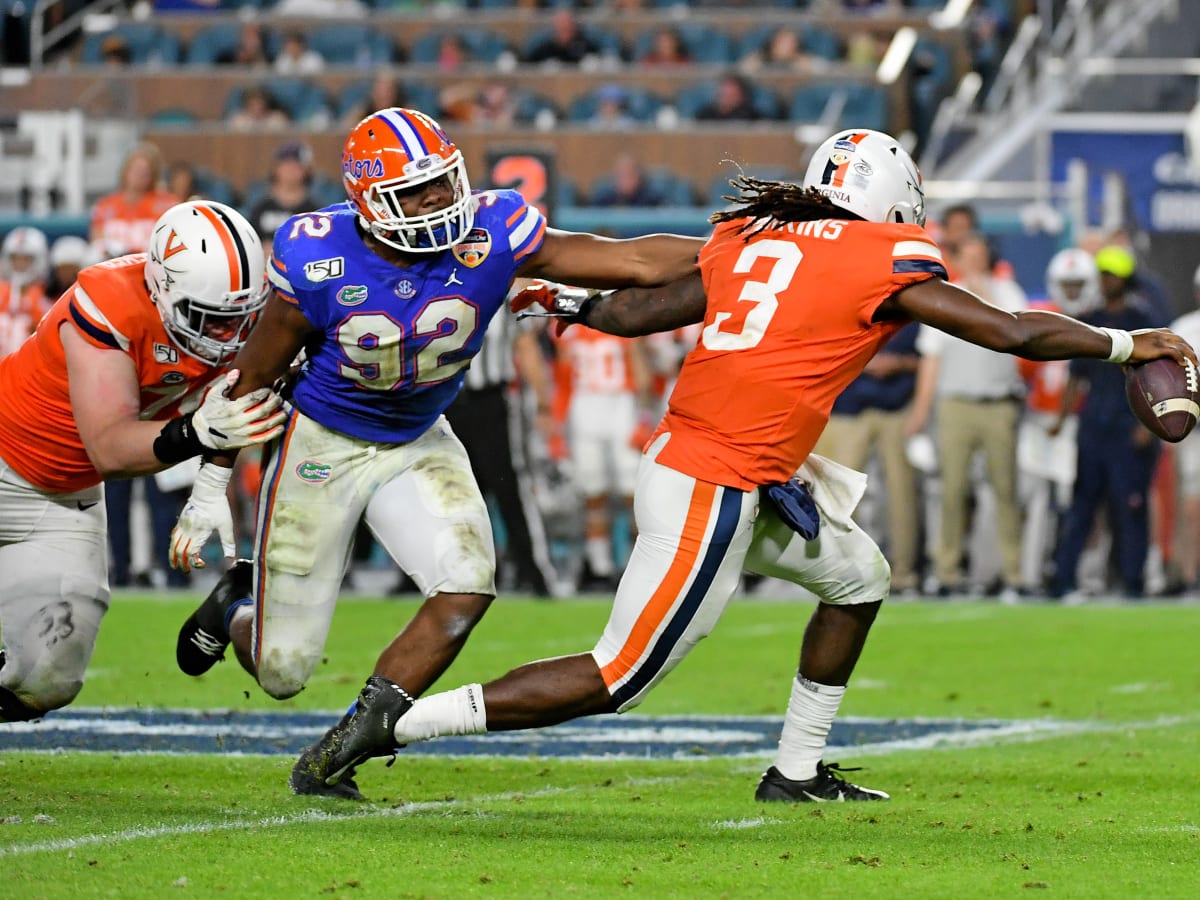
[1124,357,1200,442]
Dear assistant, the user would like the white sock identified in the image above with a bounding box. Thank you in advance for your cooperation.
[392,684,487,744]
[773,675,846,781]
[586,537,613,576]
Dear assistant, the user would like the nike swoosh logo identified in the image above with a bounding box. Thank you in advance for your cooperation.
[77,501,99,511]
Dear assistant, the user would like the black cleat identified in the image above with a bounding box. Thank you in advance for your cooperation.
[289,675,414,799]
[755,762,890,803]
[176,559,253,676]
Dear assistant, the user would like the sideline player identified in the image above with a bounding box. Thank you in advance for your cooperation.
[294,128,1195,802]
[0,200,284,722]
[165,108,703,797]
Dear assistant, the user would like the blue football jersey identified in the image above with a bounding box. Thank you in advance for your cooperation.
[267,191,546,442]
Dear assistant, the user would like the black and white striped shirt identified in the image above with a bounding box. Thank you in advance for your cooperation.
[462,312,523,391]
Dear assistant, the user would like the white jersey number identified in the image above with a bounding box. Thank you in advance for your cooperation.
[700,240,801,351]
[337,298,478,390]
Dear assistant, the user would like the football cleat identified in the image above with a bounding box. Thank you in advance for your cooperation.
[755,761,890,803]
[175,559,253,676]
[289,675,414,799]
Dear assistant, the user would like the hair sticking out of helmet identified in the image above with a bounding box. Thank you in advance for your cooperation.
[1046,248,1100,316]
[342,107,475,253]
[801,129,926,226]
[144,201,268,365]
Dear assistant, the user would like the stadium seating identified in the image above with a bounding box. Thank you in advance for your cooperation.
[736,22,842,62]
[409,28,513,65]
[81,25,181,66]
[565,86,666,124]
[223,79,333,126]
[674,80,783,121]
[307,25,397,66]
[631,24,734,65]
[184,22,280,65]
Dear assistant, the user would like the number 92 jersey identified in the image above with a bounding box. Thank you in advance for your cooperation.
[268,190,546,443]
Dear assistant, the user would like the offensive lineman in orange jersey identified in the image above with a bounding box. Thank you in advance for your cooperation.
[0,201,285,722]
[297,129,1196,803]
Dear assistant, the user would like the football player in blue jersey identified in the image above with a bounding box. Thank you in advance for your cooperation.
[166,107,703,797]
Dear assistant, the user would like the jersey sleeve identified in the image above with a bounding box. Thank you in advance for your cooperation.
[267,218,329,330]
[487,190,547,263]
[68,266,141,352]
[856,222,948,325]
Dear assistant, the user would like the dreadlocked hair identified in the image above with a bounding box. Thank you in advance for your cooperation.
[709,176,861,240]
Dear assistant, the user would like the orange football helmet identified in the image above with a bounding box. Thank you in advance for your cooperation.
[342,107,475,253]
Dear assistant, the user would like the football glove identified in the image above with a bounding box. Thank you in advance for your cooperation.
[170,461,235,573]
[192,369,287,452]
[510,280,607,335]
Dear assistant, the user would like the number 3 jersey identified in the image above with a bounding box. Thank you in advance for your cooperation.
[268,190,546,443]
[652,217,947,491]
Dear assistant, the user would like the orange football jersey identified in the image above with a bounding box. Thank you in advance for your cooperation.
[90,190,176,257]
[653,217,946,490]
[1018,299,1073,415]
[0,280,51,357]
[0,254,218,493]
[556,327,637,394]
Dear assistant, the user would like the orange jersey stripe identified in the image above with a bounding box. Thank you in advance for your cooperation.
[599,479,716,687]
[513,220,546,261]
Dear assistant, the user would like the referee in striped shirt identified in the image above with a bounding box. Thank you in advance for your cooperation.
[445,308,557,597]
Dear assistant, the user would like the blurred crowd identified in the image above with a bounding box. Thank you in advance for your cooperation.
[2,132,1198,601]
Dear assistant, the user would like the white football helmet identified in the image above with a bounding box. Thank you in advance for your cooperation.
[1046,248,1100,316]
[49,235,99,270]
[1,226,50,288]
[802,129,926,226]
[144,201,267,365]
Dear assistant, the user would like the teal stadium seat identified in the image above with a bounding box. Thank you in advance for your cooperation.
[675,81,782,120]
[707,167,794,207]
[790,83,889,131]
[737,23,841,62]
[521,25,624,62]
[566,86,665,123]
[307,25,395,66]
[149,107,199,126]
[82,25,181,65]
[185,23,280,65]
[589,168,696,207]
[410,28,512,65]
[192,168,239,207]
[513,90,561,124]
[632,24,734,65]
[337,81,439,121]
[223,79,332,125]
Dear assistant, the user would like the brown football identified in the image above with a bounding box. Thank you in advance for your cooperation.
[1124,357,1200,443]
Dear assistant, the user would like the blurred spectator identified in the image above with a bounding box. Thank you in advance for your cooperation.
[909,233,1027,598]
[274,29,324,75]
[228,84,290,131]
[696,73,761,121]
[216,23,271,67]
[846,31,888,69]
[524,8,602,65]
[90,142,176,258]
[45,235,97,300]
[814,323,923,594]
[0,226,50,359]
[1168,264,1200,594]
[439,82,518,127]
[1051,246,1161,601]
[741,29,817,74]
[437,33,473,72]
[591,153,666,207]
[642,28,689,66]
[589,83,635,130]
[247,141,320,252]
[165,160,201,202]
[341,73,406,127]
[100,34,132,66]
[1078,226,1171,325]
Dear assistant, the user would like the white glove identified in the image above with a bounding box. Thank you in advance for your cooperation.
[170,462,235,573]
[191,369,287,452]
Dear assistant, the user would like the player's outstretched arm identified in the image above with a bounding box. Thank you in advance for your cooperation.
[888,278,1198,366]
[519,229,704,289]
[583,270,708,338]
[224,292,316,400]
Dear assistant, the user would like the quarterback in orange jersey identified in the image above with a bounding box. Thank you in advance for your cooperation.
[288,129,1195,804]
[0,201,285,723]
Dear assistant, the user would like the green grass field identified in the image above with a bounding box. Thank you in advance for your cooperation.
[2,595,1199,898]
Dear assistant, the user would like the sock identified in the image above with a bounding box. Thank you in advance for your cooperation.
[392,684,487,744]
[773,675,846,782]
[224,597,253,634]
[586,537,613,576]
